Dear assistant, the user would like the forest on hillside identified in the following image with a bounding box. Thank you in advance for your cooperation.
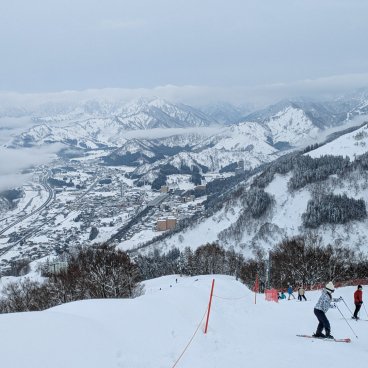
[1,237,367,313]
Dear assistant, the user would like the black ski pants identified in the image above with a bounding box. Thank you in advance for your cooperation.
[314,308,331,334]
[353,303,362,319]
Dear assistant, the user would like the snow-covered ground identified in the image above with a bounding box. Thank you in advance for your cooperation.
[308,123,368,159]
[0,275,366,368]
[0,182,50,232]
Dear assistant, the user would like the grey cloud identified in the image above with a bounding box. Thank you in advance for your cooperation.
[1,0,367,92]
[1,73,368,109]
[0,145,62,190]
[0,173,32,192]
[0,117,34,145]
[0,117,33,130]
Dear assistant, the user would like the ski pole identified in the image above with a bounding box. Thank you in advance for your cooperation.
[334,303,358,339]
[340,297,353,316]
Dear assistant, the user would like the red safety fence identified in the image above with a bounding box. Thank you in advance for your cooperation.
[334,279,368,288]
[265,288,279,303]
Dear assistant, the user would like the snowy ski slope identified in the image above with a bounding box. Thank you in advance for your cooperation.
[0,275,367,368]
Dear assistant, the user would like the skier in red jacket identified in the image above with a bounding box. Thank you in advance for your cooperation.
[352,285,363,320]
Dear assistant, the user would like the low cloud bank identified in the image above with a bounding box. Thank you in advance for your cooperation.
[1,73,368,110]
[0,144,62,191]
[0,173,32,192]
[123,126,224,140]
[0,117,35,145]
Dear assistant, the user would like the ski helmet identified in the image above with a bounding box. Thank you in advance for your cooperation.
[325,281,335,293]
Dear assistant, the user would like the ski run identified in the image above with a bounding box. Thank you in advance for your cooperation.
[0,275,367,368]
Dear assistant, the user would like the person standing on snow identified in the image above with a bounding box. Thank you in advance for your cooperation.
[298,286,307,301]
[287,285,295,300]
[313,281,341,339]
[352,285,363,320]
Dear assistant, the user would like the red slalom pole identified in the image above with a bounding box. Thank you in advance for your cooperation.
[204,279,215,334]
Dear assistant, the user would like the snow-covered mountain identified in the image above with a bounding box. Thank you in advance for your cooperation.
[10,118,129,149]
[198,102,252,124]
[103,122,282,185]
[242,101,337,147]
[5,93,368,220]
[342,89,368,120]
[259,104,320,147]
[113,98,216,129]
[8,91,368,151]
[8,98,218,148]
[139,123,368,257]
[240,94,368,147]
[96,102,345,185]
[188,122,279,169]
[243,95,368,128]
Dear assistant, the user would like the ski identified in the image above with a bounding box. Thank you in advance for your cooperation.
[296,334,351,343]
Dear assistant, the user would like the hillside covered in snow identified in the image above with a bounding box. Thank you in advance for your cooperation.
[138,123,368,257]
[0,275,366,368]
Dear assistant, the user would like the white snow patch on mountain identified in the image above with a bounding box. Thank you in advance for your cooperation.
[266,106,320,146]
[307,123,368,159]
[265,173,312,232]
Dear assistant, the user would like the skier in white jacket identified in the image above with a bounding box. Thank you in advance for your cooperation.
[313,282,341,339]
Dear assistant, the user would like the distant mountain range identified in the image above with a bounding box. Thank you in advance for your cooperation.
[0,91,365,186]
[5,92,368,188]
[8,98,219,149]
[7,90,368,150]
[242,92,368,129]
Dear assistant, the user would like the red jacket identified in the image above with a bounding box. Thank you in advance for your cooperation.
[354,289,363,304]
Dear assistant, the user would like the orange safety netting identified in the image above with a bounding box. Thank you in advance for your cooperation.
[265,288,279,303]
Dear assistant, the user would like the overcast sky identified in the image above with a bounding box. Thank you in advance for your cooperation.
[1,0,368,101]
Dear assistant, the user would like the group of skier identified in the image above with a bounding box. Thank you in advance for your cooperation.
[280,282,364,339]
[278,285,307,301]
[313,283,364,339]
